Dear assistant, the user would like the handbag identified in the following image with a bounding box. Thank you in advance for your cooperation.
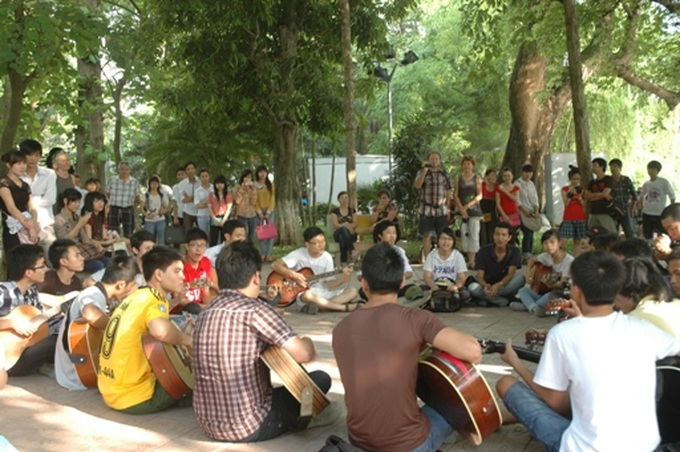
[256,221,278,241]
[519,211,550,232]
[78,243,105,261]
[165,224,187,245]
[507,212,522,228]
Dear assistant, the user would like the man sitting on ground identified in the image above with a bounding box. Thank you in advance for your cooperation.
[55,256,138,390]
[171,227,217,315]
[193,242,331,442]
[0,245,55,376]
[38,239,84,295]
[653,203,680,262]
[468,222,525,306]
[496,251,680,451]
[271,226,357,314]
[87,230,155,287]
[205,219,246,266]
[333,243,482,450]
[97,247,193,414]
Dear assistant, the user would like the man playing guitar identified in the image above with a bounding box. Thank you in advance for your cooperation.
[97,247,192,414]
[333,243,482,451]
[0,244,54,376]
[193,242,331,442]
[54,256,138,390]
[496,251,680,451]
[270,226,356,313]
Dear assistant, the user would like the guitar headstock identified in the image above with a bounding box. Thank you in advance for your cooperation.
[524,329,546,350]
[545,298,568,316]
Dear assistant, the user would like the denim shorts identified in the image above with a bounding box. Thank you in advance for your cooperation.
[503,382,570,452]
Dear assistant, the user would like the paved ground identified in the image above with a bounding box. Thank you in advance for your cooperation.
[0,264,553,452]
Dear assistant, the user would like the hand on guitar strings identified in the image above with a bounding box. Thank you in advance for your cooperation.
[289,271,309,289]
[12,317,38,337]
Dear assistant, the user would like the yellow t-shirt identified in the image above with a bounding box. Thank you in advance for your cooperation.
[98,287,169,410]
[630,296,680,338]
[256,183,275,212]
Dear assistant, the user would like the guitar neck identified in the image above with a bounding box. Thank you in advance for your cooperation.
[479,339,542,363]
[305,268,346,283]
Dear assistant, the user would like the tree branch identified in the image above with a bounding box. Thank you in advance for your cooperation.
[616,66,680,109]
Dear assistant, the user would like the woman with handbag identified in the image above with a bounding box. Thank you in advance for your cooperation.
[54,188,109,273]
[0,150,40,258]
[234,169,259,244]
[255,165,276,262]
[208,174,233,247]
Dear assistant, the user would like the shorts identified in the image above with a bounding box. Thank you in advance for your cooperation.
[419,215,449,238]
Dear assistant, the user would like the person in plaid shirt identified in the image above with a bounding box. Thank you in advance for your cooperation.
[192,241,330,442]
[414,151,452,259]
[608,158,637,239]
[106,161,140,237]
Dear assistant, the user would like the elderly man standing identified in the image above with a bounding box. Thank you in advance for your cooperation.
[106,161,140,237]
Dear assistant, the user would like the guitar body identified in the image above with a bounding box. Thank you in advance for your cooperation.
[67,320,103,388]
[260,346,330,416]
[267,267,315,308]
[142,333,194,400]
[0,305,50,370]
[416,347,502,446]
[531,263,555,295]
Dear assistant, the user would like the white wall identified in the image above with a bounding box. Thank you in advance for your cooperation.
[307,155,391,204]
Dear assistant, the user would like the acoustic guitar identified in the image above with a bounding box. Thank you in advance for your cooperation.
[416,345,502,446]
[260,346,330,417]
[1,292,78,370]
[530,263,559,295]
[67,320,104,388]
[142,315,194,400]
[267,266,351,308]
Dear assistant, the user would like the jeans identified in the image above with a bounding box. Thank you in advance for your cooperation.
[519,223,534,254]
[239,215,259,244]
[502,382,569,452]
[333,226,357,264]
[197,215,210,236]
[617,213,635,239]
[8,334,57,376]
[259,211,275,257]
[84,256,110,273]
[410,405,455,452]
[144,220,166,245]
[469,272,526,306]
[238,370,331,442]
[518,286,554,312]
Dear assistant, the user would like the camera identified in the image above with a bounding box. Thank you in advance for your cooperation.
[424,163,433,168]
[574,186,583,194]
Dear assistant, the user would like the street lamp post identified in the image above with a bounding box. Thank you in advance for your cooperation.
[374,50,419,173]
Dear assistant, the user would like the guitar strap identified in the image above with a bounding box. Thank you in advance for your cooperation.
[61,283,107,364]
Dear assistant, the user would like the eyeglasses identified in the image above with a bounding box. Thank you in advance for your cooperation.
[187,243,207,250]
[31,265,48,271]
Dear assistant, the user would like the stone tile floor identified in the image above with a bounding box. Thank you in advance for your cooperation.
[0,264,552,451]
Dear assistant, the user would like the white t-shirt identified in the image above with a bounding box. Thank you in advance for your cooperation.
[423,249,467,283]
[194,185,213,217]
[144,192,168,223]
[392,245,414,275]
[642,178,675,216]
[535,252,574,278]
[21,167,57,228]
[172,182,184,218]
[281,247,340,299]
[55,285,109,390]
[534,312,680,451]
[178,177,201,216]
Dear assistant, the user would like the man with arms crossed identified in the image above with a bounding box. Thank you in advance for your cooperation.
[333,243,482,451]
[97,247,192,414]
[193,242,331,442]
[496,251,680,451]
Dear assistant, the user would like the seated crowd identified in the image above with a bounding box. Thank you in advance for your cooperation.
[1,139,680,451]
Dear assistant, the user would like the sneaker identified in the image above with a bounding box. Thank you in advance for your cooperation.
[532,306,547,318]
[306,303,319,315]
[510,301,527,312]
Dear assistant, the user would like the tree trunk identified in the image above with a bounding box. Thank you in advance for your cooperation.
[112,75,126,165]
[504,42,573,206]
[0,69,30,155]
[563,0,592,186]
[340,0,357,210]
[272,118,301,246]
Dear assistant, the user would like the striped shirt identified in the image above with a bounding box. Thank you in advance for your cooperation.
[193,289,296,441]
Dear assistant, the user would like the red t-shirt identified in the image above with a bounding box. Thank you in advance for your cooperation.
[482,182,497,200]
[561,185,587,221]
[183,256,214,304]
[498,184,519,215]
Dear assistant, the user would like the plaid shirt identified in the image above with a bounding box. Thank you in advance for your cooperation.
[0,282,60,334]
[106,176,140,207]
[611,175,637,210]
[418,170,452,217]
[193,289,296,441]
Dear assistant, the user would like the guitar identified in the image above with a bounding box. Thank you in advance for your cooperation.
[416,345,502,446]
[142,314,194,400]
[260,346,330,417]
[1,292,79,370]
[478,338,542,363]
[530,263,559,295]
[267,266,352,308]
[67,320,104,388]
